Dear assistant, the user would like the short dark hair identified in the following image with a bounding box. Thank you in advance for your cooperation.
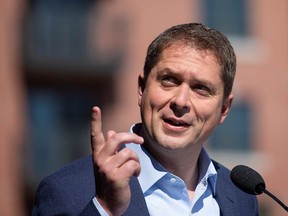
[143,23,236,100]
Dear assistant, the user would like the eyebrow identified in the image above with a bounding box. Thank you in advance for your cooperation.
[158,68,212,84]
[157,68,180,77]
[157,67,218,91]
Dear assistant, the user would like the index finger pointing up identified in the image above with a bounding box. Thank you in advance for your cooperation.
[91,106,105,153]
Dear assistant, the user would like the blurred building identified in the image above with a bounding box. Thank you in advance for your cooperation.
[0,1,27,215]
[2,0,286,215]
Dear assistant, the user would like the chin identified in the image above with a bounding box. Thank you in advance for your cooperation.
[157,139,190,151]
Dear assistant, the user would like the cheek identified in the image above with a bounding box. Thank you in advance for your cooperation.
[195,101,223,123]
[140,90,170,126]
[140,92,153,119]
[142,88,168,110]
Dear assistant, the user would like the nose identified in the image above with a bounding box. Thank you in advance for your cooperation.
[170,85,191,115]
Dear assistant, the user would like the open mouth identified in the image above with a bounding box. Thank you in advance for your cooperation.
[163,118,190,127]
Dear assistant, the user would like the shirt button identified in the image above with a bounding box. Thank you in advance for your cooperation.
[170,178,177,183]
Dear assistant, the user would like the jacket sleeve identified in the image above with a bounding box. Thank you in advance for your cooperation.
[79,200,102,216]
[31,176,101,216]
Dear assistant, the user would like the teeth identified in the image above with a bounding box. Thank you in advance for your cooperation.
[168,119,184,126]
[173,121,181,125]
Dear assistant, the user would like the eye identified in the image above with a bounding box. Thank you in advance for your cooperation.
[160,75,179,87]
[193,84,212,97]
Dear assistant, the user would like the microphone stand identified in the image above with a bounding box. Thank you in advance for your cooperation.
[259,185,288,212]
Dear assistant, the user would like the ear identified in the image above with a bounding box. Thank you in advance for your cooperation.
[138,73,145,106]
[218,94,233,125]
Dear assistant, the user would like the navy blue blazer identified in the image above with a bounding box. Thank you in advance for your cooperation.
[32,156,259,216]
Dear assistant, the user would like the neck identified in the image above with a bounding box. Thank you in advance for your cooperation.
[149,145,200,189]
[141,137,202,191]
[137,123,202,191]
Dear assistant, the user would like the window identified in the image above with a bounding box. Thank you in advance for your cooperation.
[202,0,249,36]
[209,102,252,151]
[27,89,95,181]
[24,0,122,72]
[24,0,120,183]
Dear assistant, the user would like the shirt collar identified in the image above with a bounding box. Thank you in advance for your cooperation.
[197,148,218,197]
[126,138,166,193]
[125,124,217,196]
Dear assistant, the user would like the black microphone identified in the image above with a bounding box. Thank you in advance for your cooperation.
[230,165,288,212]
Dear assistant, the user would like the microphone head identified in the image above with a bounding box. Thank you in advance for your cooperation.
[230,165,266,195]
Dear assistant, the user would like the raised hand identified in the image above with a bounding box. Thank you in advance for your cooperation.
[91,106,144,216]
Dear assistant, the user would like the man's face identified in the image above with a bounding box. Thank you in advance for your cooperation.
[138,44,233,152]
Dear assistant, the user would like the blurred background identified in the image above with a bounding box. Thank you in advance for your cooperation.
[1,0,287,215]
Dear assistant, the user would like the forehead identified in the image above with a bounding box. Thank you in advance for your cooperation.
[156,44,222,77]
[160,42,220,64]
[146,44,224,94]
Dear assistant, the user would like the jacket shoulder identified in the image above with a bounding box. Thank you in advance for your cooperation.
[212,160,259,216]
[32,155,95,215]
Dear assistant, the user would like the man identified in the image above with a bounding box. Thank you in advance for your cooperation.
[32,23,259,215]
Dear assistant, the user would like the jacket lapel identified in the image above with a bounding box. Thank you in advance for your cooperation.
[213,161,239,216]
[124,177,150,216]
[215,184,238,216]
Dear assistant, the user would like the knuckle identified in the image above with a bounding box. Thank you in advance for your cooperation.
[90,129,95,136]
[126,160,139,173]
[94,155,106,170]
[120,148,131,157]
[120,148,136,159]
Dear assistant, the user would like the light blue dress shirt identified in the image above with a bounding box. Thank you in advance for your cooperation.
[94,125,220,215]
